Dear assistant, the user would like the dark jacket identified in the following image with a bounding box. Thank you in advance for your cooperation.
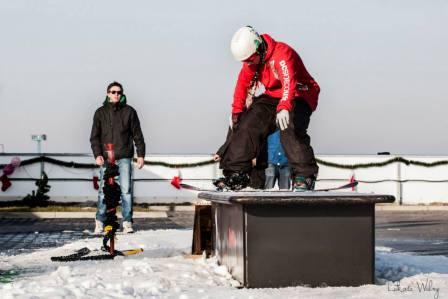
[90,96,146,160]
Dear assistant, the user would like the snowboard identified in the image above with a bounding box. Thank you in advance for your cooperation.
[51,247,144,262]
[179,181,358,192]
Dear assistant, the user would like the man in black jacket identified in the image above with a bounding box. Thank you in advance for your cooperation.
[90,81,146,234]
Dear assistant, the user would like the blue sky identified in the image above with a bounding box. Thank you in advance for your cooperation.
[0,0,447,155]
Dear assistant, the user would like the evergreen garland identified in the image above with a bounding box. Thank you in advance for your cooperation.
[315,157,448,169]
[1,155,448,170]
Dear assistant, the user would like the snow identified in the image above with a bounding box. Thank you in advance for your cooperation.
[0,229,447,299]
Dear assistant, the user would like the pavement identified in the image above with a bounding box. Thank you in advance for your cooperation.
[376,210,448,256]
[0,211,194,255]
[0,207,447,257]
[0,211,169,219]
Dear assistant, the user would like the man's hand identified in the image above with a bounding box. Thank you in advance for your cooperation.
[213,154,221,162]
[95,156,104,166]
[229,113,241,130]
[276,109,290,131]
[136,157,145,169]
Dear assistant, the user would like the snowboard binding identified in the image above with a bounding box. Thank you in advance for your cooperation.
[213,171,250,191]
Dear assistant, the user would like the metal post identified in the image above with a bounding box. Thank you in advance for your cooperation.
[396,161,402,205]
[31,134,47,178]
[38,139,43,176]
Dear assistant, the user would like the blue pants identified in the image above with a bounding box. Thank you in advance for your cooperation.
[264,164,291,190]
[96,158,133,222]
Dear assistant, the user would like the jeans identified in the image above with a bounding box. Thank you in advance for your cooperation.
[96,158,133,222]
[264,163,291,190]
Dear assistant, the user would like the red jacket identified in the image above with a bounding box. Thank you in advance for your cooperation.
[232,34,320,113]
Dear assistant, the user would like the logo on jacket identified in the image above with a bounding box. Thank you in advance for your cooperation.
[279,60,290,101]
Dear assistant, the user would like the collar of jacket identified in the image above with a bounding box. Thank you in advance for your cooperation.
[103,94,127,110]
[260,34,276,63]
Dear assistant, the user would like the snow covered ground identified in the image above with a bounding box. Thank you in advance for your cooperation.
[1,229,447,299]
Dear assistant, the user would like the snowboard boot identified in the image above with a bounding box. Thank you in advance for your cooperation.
[213,171,250,191]
[293,175,316,192]
[212,177,227,191]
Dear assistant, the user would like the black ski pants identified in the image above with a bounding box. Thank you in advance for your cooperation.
[220,95,319,178]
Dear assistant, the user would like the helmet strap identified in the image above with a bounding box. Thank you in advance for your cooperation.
[256,36,267,64]
[246,36,267,104]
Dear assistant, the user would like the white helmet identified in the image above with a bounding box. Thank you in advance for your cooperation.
[230,26,263,61]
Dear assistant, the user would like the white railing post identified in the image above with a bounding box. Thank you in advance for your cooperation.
[396,160,403,205]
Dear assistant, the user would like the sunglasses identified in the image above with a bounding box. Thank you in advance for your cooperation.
[109,90,122,95]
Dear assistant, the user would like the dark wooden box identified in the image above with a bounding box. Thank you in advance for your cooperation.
[198,191,395,288]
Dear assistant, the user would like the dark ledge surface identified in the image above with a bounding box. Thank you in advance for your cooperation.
[198,191,395,205]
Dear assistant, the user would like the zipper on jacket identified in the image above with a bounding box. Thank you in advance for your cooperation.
[108,106,114,147]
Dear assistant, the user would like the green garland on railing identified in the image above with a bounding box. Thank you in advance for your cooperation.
[315,157,448,169]
[0,156,216,169]
[18,156,97,169]
[142,159,215,168]
[1,156,448,170]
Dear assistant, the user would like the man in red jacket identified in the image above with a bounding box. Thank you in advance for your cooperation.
[216,26,320,191]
